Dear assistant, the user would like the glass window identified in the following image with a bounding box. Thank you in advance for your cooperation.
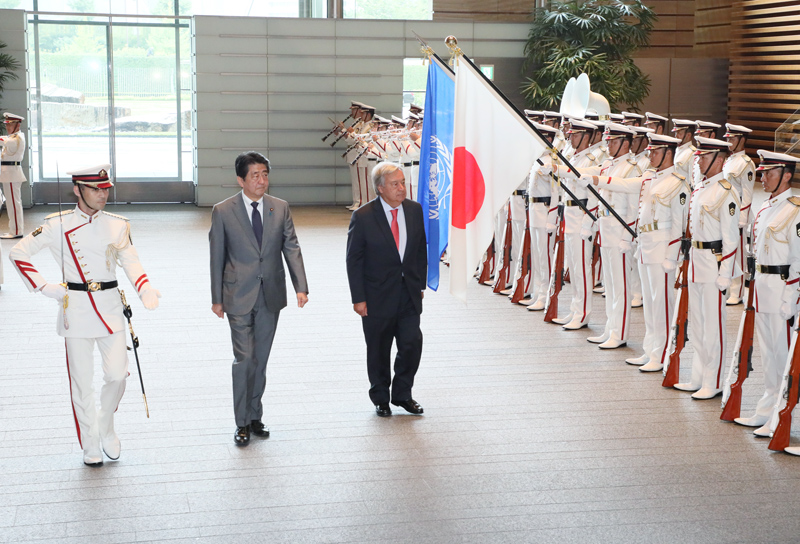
[344,0,432,19]
[402,57,426,117]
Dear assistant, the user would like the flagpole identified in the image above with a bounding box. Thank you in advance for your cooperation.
[450,45,637,239]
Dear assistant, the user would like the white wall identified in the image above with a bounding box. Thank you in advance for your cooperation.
[192,16,531,206]
[0,9,30,207]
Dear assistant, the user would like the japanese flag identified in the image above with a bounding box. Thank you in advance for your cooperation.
[448,57,547,302]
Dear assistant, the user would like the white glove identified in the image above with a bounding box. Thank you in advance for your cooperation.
[580,227,593,241]
[662,259,677,274]
[780,302,795,321]
[539,164,553,177]
[545,222,557,233]
[577,175,592,188]
[715,276,731,292]
[738,220,747,230]
[40,283,66,301]
[619,240,633,254]
[140,287,161,310]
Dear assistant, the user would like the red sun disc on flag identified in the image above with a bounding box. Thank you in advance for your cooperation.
[451,147,485,229]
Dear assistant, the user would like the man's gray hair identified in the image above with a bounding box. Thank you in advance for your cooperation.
[371,161,403,196]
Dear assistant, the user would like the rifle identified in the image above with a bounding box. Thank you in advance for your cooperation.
[493,204,514,293]
[768,324,800,451]
[662,199,692,387]
[330,119,360,147]
[322,114,352,142]
[544,203,566,323]
[477,238,495,284]
[720,226,756,421]
[510,198,532,304]
[591,234,601,288]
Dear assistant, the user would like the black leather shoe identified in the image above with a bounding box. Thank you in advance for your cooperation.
[375,403,392,417]
[234,425,250,446]
[251,420,270,438]
[391,399,424,415]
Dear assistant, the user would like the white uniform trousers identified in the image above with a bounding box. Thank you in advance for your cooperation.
[65,332,129,448]
[599,246,631,343]
[629,249,642,302]
[409,164,419,202]
[530,227,552,304]
[365,161,377,201]
[502,196,526,290]
[640,262,675,365]
[349,163,361,207]
[752,313,792,419]
[564,233,593,325]
[728,228,746,302]
[687,282,727,390]
[490,203,509,284]
[2,181,23,236]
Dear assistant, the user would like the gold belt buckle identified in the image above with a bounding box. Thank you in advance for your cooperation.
[88,281,100,292]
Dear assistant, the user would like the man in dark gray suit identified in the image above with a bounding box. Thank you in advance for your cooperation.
[209,151,308,446]
[346,162,427,417]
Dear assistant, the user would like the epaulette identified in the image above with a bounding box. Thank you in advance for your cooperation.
[45,210,73,220]
[719,179,732,190]
[103,211,130,221]
[671,173,686,181]
[789,196,800,207]
[743,154,752,163]
[627,157,638,166]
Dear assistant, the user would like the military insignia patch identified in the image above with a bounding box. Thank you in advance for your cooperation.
[748,171,753,181]
[797,222,800,237]
[729,203,736,216]
[680,193,686,205]
[32,226,43,237]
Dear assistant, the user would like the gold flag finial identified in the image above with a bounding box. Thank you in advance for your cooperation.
[445,35,462,67]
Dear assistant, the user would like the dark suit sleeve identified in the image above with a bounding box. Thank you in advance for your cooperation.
[346,210,366,304]
[280,204,309,294]
[209,204,226,305]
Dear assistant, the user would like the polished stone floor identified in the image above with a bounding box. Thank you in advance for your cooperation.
[1,203,800,544]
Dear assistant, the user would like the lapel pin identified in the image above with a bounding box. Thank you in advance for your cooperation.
[269,208,274,216]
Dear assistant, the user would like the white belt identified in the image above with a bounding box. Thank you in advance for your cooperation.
[639,220,671,233]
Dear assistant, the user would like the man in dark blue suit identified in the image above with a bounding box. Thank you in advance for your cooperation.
[346,162,428,417]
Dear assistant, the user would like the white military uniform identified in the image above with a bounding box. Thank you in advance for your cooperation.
[724,150,756,303]
[676,171,741,397]
[9,166,158,466]
[674,141,696,186]
[404,138,421,202]
[628,144,652,306]
[551,139,604,329]
[523,152,559,310]
[497,184,527,293]
[736,190,800,430]
[0,121,26,238]
[579,151,639,347]
[596,165,688,370]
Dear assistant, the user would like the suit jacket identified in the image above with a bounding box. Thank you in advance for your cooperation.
[346,197,427,318]
[209,192,308,315]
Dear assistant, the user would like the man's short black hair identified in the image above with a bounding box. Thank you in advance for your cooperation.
[235,151,270,179]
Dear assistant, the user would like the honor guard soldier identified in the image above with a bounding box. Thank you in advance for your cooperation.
[544,118,603,329]
[344,102,366,210]
[736,151,800,436]
[670,119,698,184]
[524,123,560,310]
[403,114,421,202]
[0,112,27,239]
[723,123,756,305]
[674,137,741,399]
[627,125,656,308]
[8,164,161,466]
[643,112,668,135]
[583,133,688,371]
[576,123,639,348]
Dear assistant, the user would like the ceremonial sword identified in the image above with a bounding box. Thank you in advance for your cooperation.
[120,290,150,418]
[56,163,69,330]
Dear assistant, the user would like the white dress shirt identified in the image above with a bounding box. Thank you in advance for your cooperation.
[241,192,264,225]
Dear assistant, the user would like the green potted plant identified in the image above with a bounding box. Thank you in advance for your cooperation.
[0,39,21,111]
[521,0,656,112]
